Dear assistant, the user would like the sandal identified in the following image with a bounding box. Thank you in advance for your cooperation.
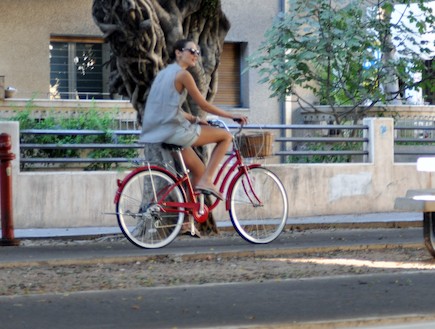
[195,185,224,201]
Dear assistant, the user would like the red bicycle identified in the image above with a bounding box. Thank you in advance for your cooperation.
[114,118,288,249]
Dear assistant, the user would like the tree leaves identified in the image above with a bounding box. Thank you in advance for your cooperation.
[247,0,435,122]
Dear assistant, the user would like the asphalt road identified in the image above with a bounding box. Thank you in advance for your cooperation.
[1,271,435,329]
[1,227,435,329]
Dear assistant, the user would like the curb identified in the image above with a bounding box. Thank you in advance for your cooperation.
[285,220,422,231]
[11,221,422,241]
[12,212,423,240]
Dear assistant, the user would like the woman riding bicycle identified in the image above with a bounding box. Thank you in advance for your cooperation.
[139,39,248,200]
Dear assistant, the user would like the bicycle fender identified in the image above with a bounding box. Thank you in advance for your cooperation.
[225,164,262,210]
[114,165,179,203]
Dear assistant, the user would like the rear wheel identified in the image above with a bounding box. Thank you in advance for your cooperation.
[229,167,288,243]
[423,212,435,258]
[116,169,185,249]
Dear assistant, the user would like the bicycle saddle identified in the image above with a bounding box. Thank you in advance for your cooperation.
[162,143,183,151]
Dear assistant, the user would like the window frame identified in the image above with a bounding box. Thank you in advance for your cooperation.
[49,36,110,100]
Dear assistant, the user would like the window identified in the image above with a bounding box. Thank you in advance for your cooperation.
[214,43,244,107]
[50,36,110,99]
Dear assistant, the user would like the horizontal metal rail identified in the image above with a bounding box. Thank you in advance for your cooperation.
[394,150,435,155]
[22,157,137,164]
[276,150,368,156]
[21,129,140,136]
[395,126,435,131]
[275,137,367,143]
[395,138,435,143]
[20,143,144,150]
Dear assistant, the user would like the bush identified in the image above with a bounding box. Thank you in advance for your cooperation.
[9,101,139,171]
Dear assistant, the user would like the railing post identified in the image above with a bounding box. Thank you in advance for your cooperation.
[363,117,394,165]
[0,133,19,246]
[0,75,5,100]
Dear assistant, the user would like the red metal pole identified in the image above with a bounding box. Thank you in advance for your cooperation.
[0,133,19,246]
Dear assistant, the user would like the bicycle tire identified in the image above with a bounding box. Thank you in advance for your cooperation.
[423,212,435,258]
[116,168,185,249]
[229,167,288,244]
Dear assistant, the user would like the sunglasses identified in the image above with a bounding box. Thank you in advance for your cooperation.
[182,48,201,56]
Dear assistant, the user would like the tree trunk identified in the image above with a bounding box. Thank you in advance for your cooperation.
[92,0,230,121]
[92,0,229,233]
[378,6,402,105]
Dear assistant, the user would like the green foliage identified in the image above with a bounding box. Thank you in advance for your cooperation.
[287,141,363,163]
[247,0,435,120]
[8,101,138,171]
[286,125,365,163]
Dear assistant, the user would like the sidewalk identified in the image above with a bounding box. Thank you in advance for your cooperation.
[9,211,423,239]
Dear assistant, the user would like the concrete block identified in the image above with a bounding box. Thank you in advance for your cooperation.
[394,197,424,211]
[417,157,435,172]
[406,189,435,198]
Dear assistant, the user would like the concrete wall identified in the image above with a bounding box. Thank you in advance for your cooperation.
[0,117,431,229]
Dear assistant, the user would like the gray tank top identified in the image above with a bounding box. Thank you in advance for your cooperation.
[139,63,188,143]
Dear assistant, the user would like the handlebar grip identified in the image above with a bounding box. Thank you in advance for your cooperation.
[207,120,220,127]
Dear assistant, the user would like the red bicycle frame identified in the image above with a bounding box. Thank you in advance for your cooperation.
[114,147,262,224]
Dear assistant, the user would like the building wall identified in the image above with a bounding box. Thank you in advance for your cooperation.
[0,0,100,98]
[0,0,283,124]
[222,0,282,124]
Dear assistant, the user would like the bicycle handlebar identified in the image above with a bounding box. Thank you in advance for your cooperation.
[232,118,244,124]
[206,117,244,137]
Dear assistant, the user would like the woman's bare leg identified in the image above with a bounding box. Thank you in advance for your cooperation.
[191,125,232,188]
[181,147,205,186]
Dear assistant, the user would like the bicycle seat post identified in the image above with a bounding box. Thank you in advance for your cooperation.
[173,149,189,176]
[172,148,205,214]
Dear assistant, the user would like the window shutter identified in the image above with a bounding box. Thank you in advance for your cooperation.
[214,43,241,107]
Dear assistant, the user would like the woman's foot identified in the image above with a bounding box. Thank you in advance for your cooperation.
[195,184,224,200]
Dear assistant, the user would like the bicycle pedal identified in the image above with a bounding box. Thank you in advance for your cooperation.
[195,186,224,200]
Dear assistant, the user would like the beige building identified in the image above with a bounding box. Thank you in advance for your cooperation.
[0,0,288,125]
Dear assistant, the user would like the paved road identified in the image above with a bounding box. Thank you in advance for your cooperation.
[1,271,435,329]
[1,227,434,329]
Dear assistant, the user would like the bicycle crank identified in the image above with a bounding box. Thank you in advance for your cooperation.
[192,201,210,223]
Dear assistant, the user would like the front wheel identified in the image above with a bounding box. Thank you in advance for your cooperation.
[116,168,185,249]
[229,167,288,244]
[423,212,435,258]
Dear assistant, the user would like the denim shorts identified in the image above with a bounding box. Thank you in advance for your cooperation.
[165,123,201,147]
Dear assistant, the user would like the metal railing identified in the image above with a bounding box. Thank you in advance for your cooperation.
[395,125,435,162]
[20,129,142,165]
[19,124,370,169]
[241,124,369,158]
